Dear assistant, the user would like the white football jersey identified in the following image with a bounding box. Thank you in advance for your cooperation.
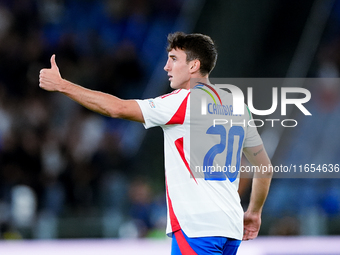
[136,86,262,240]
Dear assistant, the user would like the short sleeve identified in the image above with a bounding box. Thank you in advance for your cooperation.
[243,109,263,148]
[136,89,190,129]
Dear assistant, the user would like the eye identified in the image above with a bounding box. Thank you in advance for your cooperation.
[170,56,176,61]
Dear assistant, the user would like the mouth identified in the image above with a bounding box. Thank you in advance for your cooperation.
[168,75,173,81]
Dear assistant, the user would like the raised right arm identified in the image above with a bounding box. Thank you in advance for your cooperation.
[39,55,144,123]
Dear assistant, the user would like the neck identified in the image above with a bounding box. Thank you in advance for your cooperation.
[189,75,210,89]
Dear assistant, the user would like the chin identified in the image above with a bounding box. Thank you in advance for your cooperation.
[170,82,178,90]
[170,81,189,90]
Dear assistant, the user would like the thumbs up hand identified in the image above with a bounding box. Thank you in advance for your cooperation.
[39,55,63,92]
[50,54,59,71]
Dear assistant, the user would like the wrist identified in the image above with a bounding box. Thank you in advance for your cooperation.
[59,78,69,93]
[245,207,262,215]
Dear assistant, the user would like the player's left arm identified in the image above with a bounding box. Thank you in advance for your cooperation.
[242,144,273,241]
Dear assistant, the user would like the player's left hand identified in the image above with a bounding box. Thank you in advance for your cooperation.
[242,210,261,241]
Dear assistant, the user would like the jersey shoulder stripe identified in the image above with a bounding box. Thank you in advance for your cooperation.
[166,92,190,125]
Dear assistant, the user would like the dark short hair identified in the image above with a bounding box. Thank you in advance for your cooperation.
[166,32,217,75]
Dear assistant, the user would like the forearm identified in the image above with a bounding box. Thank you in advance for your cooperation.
[247,177,272,213]
[57,79,143,122]
[60,79,121,117]
[243,145,273,213]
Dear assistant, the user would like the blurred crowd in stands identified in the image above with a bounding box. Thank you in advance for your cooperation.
[0,0,182,239]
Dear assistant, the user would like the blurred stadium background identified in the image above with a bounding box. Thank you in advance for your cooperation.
[0,0,340,253]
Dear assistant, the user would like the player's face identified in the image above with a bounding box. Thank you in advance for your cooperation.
[164,48,191,90]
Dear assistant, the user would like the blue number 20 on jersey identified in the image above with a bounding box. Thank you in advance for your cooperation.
[203,125,245,182]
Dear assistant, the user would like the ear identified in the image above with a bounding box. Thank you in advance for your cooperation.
[189,59,201,74]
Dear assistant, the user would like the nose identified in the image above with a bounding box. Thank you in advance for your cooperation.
[164,59,170,72]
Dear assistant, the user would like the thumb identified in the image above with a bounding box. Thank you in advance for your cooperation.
[50,54,59,70]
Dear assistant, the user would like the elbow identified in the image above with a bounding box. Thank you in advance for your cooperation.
[106,102,131,120]
[106,105,123,119]
[104,99,143,122]
[254,165,274,179]
[104,98,126,119]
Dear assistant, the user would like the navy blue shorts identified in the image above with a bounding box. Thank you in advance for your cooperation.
[171,230,241,255]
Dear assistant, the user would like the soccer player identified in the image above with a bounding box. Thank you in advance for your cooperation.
[39,32,273,255]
